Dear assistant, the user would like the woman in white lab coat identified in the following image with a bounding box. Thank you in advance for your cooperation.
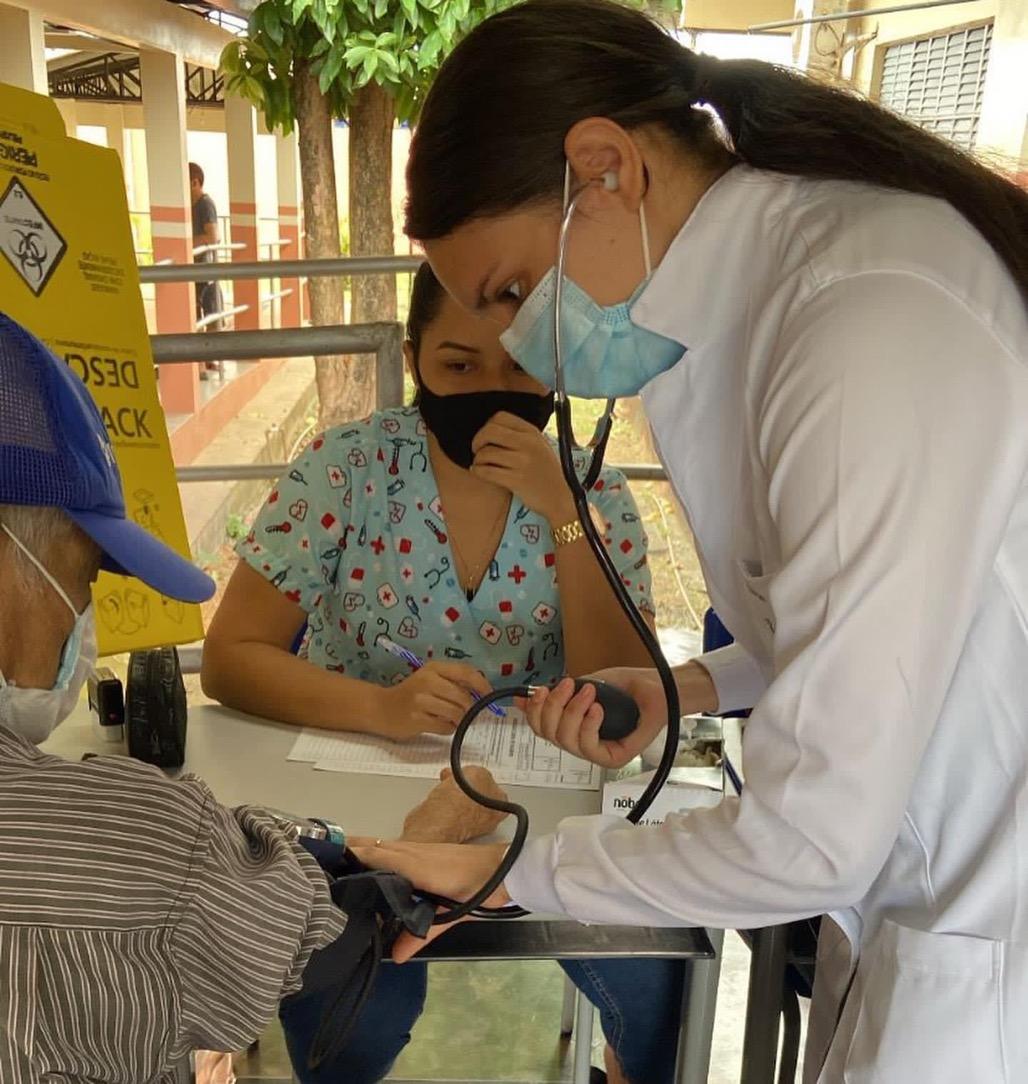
[354,0,1028,1079]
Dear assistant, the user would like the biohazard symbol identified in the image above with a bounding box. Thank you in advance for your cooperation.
[12,230,46,282]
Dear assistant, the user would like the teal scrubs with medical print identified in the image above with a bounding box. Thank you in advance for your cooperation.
[238,407,653,687]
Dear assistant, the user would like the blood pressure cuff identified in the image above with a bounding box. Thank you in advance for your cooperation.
[287,842,435,1071]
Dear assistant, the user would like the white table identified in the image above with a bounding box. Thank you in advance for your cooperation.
[45,701,601,839]
[44,698,718,1084]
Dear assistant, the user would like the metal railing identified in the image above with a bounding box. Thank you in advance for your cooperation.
[138,254,424,284]
[176,459,667,483]
[192,241,246,258]
[195,305,248,330]
[144,253,666,487]
[152,322,405,417]
[260,288,293,307]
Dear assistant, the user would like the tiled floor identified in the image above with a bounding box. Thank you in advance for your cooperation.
[233,932,803,1083]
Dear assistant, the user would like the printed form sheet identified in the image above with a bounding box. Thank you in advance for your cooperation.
[288,707,601,790]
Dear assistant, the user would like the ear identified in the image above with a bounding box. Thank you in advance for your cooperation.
[564,118,647,211]
[403,340,420,388]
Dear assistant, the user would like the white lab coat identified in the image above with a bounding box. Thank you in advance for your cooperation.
[506,165,1028,1081]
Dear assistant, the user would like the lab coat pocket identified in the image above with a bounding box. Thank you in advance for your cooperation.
[837,920,1005,1083]
[736,560,776,654]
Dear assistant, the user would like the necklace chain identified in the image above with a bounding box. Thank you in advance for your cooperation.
[448,497,510,597]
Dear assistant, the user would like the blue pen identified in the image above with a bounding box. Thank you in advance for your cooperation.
[378,637,506,718]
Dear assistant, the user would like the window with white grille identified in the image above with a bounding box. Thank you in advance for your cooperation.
[878,22,993,150]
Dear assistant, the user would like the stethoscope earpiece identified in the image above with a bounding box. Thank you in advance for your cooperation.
[602,170,619,192]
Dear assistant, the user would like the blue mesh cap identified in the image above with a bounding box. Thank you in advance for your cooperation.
[0,311,214,603]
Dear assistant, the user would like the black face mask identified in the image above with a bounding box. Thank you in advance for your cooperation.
[416,382,555,469]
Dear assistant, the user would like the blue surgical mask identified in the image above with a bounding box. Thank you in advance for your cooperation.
[500,199,685,399]
[0,523,97,744]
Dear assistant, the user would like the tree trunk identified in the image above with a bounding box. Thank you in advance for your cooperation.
[293,58,352,427]
[347,81,397,413]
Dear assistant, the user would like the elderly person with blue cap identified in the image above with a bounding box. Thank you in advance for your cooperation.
[0,313,505,1083]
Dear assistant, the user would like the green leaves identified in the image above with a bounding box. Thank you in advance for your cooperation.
[319,40,347,91]
[263,4,285,44]
[418,28,443,68]
[343,44,373,65]
[219,38,243,74]
[223,0,522,128]
[310,0,335,42]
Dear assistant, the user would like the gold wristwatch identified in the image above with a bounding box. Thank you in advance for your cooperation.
[552,519,586,548]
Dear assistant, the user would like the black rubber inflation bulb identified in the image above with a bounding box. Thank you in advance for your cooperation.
[527,679,640,740]
[586,679,640,741]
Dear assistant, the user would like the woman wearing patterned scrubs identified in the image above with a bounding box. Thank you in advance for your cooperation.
[203,266,688,1084]
[205,264,653,732]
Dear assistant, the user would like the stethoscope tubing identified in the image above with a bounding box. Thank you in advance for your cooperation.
[425,178,685,926]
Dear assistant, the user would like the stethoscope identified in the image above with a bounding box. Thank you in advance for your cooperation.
[422,171,683,924]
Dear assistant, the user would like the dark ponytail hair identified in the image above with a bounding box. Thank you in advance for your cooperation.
[407,0,1027,302]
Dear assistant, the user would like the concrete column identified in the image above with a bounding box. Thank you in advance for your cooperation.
[106,105,126,165]
[140,48,198,415]
[0,4,48,93]
[977,0,1028,169]
[275,128,302,328]
[225,94,260,330]
[793,0,851,80]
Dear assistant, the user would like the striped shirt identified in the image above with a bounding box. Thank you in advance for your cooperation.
[0,723,346,1083]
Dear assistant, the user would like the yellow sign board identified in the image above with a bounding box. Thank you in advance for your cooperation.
[0,83,204,653]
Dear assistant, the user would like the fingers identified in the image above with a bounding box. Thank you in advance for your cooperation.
[523,684,548,735]
[351,839,417,875]
[471,446,524,472]
[461,764,501,790]
[467,810,509,834]
[553,683,597,750]
[345,835,380,849]
[344,852,474,962]
[409,667,479,723]
[547,687,602,761]
[527,677,594,745]
[525,678,641,768]
[414,696,466,729]
[418,714,459,736]
[472,413,536,453]
[467,464,518,494]
[350,840,482,896]
[419,679,474,716]
[460,766,509,808]
[575,703,639,769]
[488,411,537,432]
[429,661,492,697]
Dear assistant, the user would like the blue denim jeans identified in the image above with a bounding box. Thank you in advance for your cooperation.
[281,957,685,1084]
[559,958,686,1084]
[280,960,428,1084]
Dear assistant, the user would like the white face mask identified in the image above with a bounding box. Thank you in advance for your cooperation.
[0,524,98,744]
